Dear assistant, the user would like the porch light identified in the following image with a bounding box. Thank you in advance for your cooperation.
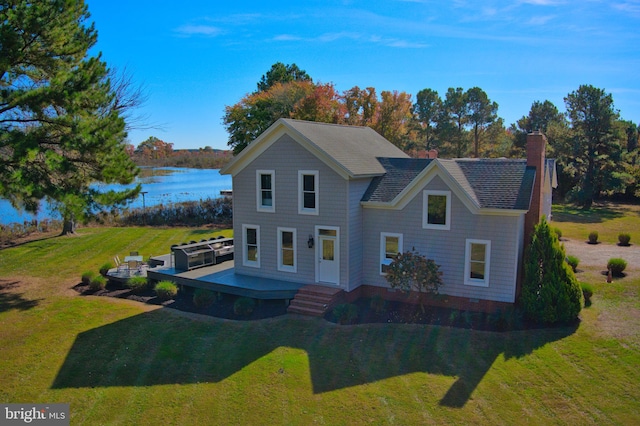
[308,235,314,249]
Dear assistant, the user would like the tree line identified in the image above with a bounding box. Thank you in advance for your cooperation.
[128,136,231,169]
[225,63,640,208]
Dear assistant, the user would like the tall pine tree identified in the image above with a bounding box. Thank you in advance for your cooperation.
[0,0,140,233]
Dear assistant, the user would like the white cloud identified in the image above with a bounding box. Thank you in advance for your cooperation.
[613,1,640,15]
[174,25,222,37]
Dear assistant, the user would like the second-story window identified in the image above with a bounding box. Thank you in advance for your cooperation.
[256,170,275,213]
[298,170,319,215]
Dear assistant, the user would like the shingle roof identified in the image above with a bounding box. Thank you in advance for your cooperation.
[361,157,536,210]
[282,119,409,176]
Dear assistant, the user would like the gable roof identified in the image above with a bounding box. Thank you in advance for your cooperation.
[362,157,537,211]
[220,118,409,178]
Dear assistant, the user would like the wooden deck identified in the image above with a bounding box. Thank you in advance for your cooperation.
[146,261,307,300]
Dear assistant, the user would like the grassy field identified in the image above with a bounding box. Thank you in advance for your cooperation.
[552,202,640,243]
[0,216,639,425]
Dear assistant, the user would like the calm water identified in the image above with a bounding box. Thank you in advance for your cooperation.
[0,167,232,225]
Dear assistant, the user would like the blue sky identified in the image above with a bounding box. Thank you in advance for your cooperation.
[87,0,640,150]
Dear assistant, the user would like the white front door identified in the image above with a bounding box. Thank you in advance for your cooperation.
[316,227,339,285]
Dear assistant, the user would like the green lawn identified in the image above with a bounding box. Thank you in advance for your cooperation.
[1,221,639,424]
[552,202,640,244]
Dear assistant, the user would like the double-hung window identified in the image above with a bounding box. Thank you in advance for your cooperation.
[277,227,297,273]
[298,170,319,215]
[256,170,275,212]
[380,233,403,275]
[464,239,491,287]
[423,190,451,230]
[243,225,260,268]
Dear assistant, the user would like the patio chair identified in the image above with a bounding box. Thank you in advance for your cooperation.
[114,256,128,273]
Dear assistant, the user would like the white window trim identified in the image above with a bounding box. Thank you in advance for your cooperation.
[277,227,297,273]
[464,239,491,287]
[256,170,275,213]
[298,170,319,215]
[422,190,451,230]
[242,224,260,268]
[380,232,403,276]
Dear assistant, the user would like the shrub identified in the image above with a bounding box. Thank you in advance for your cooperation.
[566,255,580,273]
[81,271,96,285]
[581,282,594,306]
[89,275,107,291]
[618,233,631,246]
[333,303,359,325]
[385,248,443,296]
[126,276,149,294]
[233,297,256,317]
[588,231,598,244]
[370,294,387,314]
[552,226,563,240]
[155,281,178,301]
[521,217,582,324]
[193,288,217,308]
[607,258,627,277]
[99,262,114,276]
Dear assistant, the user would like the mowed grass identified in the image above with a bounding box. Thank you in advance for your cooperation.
[0,222,639,424]
[552,202,640,243]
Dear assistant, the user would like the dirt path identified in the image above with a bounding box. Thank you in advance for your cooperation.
[562,238,640,270]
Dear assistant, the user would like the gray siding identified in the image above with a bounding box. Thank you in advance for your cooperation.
[346,178,371,291]
[362,175,522,303]
[232,134,353,289]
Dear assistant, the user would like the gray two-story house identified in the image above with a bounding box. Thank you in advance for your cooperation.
[220,118,556,312]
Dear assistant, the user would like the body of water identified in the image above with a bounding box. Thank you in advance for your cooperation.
[0,167,232,225]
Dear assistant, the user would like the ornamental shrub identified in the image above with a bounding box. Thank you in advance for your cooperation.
[385,248,443,295]
[126,276,149,294]
[588,231,598,244]
[333,303,359,325]
[193,288,217,308]
[566,255,580,273]
[618,233,631,246]
[521,217,582,324]
[607,258,627,276]
[581,282,594,306]
[233,297,256,317]
[99,262,113,276]
[81,271,96,285]
[552,226,563,240]
[89,275,107,291]
[155,281,178,301]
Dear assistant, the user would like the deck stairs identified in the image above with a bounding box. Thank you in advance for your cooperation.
[287,285,344,317]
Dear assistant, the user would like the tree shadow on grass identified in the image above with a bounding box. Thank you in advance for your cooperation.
[0,279,41,313]
[51,310,577,407]
[552,205,624,223]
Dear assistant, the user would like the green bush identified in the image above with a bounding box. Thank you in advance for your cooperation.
[552,226,563,240]
[566,255,580,273]
[233,297,256,317]
[618,233,631,246]
[155,281,178,301]
[581,282,594,306]
[89,275,107,291]
[81,270,96,285]
[193,288,217,308]
[126,276,149,294]
[99,262,113,276]
[588,231,599,244]
[370,294,387,314]
[333,303,359,325]
[521,218,582,324]
[607,258,627,276]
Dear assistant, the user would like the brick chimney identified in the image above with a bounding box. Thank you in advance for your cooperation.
[523,131,547,245]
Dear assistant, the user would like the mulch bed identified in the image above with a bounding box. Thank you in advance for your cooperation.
[73,280,562,331]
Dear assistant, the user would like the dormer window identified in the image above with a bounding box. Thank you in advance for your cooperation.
[422,190,451,230]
